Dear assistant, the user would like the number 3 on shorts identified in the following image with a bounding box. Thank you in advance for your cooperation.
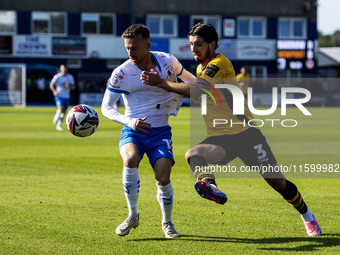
[254,144,267,160]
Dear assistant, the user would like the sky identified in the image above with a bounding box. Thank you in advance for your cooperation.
[317,0,340,34]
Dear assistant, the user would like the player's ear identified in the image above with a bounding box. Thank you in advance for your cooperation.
[146,42,151,51]
[209,41,216,51]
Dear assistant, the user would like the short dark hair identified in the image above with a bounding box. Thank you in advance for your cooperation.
[122,24,150,39]
[60,64,68,71]
[188,23,219,50]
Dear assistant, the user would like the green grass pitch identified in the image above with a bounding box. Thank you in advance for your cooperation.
[0,106,339,254]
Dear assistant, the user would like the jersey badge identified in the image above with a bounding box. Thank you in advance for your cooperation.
[112,72,124,88]
[166,66,174,78]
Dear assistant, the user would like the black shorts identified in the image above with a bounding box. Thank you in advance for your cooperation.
[199,128,277,167]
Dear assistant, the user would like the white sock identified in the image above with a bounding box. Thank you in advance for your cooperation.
[301,208,314,222]
[53,109,61,124]
[122,167,140,218]
[156,182,173,224]
[57,113,65,127]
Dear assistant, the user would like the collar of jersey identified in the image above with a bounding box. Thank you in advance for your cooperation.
[201,53,219,71]
[136,52,161,75]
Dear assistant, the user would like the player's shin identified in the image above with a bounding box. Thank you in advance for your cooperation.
[189,155,216,185]
[53,109,61,125]
[279,179,321,236]
[156,181,173,224]
[279,180,309,215]
[122,167,140,218]
[57,113,65,128]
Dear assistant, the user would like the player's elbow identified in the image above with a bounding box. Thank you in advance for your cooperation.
[101,102,109,118]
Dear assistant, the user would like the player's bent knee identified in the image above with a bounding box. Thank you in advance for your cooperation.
[156,178,170,186]
[123,157,139,168]
[154,170,171,186]
[185,150,191,162]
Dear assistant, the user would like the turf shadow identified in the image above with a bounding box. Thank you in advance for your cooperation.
[129,233,340,252]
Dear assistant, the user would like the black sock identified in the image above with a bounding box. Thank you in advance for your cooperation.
[278,180,308,214]
[188,155,208,172]
[188,156,216,185]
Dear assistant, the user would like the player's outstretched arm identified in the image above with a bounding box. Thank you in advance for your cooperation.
[101,89,135,128]
[101,89,151,133]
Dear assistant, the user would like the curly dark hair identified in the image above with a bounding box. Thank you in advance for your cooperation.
[188,23,219,50]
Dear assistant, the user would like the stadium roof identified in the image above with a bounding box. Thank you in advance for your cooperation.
[318,47,340,67]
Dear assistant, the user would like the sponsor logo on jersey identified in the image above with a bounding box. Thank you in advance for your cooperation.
[204,64,220,78]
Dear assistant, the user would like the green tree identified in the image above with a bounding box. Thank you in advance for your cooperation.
[319,30,340,47]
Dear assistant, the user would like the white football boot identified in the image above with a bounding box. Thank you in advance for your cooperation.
[116,214,139,236]
[162,222,179,239]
